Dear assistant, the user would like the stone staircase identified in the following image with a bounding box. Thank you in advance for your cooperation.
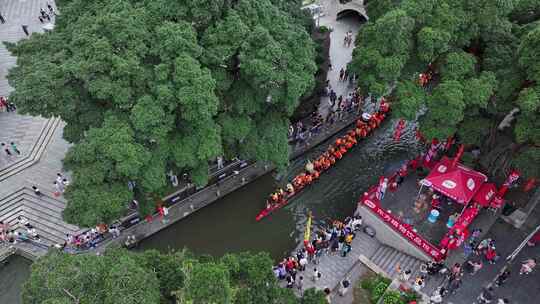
[299,230,381,292]
[0,186,82,246]
[0,117,61,182]
[369,244,424,280]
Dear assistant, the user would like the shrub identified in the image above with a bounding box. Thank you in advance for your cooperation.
[371,281,389,303]
[382,290,404,304]
[318,25,330,33]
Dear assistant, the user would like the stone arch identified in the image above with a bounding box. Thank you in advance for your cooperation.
[337,9,368,23]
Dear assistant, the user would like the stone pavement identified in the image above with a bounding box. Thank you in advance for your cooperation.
[441,218,540,304]
[0,1,78,254]
[293,230,380,298]
[317,0,364,119]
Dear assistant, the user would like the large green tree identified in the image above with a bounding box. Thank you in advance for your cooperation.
[6,0,316,226]
[22,249,324,304]
[351,0,540,180]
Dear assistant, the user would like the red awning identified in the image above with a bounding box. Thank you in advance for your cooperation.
[421,157,487,204]
[473,183,497,207]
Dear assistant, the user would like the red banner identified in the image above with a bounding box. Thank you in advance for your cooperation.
[360,198,443,261]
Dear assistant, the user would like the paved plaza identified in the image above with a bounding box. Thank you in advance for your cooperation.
[0,0,79,254]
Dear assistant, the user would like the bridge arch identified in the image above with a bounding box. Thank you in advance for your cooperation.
[337,0,369,23]
[337,9,368,23]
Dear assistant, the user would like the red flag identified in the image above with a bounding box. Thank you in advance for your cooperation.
[497,170,520,197]
[393,119,405,142]
[451,144,464,168]
[523,178,537,192]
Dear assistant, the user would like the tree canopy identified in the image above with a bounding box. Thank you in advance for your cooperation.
[352,0,540,179]
[22,249,325,304]
[6,0,316,226]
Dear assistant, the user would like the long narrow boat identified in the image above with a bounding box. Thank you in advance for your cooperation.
[255,104,391,221]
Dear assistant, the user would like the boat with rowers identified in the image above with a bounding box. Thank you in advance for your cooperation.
[256,101,391,221]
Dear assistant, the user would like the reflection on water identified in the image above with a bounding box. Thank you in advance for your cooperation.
[0,255,32,304]
[140,119,420,260]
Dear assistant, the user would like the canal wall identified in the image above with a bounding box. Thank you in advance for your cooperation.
[355,204,432,262]
[96,113,362,252]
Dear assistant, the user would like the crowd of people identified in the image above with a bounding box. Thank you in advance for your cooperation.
[0,216,48,249]
[273,215,362,297]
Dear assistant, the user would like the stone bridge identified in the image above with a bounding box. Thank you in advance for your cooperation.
[337,0,369,22]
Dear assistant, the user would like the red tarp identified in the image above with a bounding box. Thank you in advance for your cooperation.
[421,157,487,204]
[473,183,497,207]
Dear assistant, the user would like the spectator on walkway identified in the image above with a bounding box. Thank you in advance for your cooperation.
[2,143,12,156]
[485,246,498,264]
[495,269,511,286]
[312,268,321,282]
[447,277,462,295]
[465,260,483,275]
[297,275,304,293]
[53,181,64,196]
[399,269,412,282]
[217,156,224,170]
[323,287,331,303]
[10,142,21,155]
[32,185,42,196]
[338,279,350,296]
[478,287,494,303]
[339,68,345,82]
[47,3,55,15]
[520,258,536,275]
[22,25,29,36]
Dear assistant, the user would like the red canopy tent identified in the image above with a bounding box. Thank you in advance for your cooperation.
[420,157,487,204]
[473,183,497,207]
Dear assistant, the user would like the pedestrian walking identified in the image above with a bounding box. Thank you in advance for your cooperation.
[286,275,294,288]
[53,181,63,197]
[296,275,304,293]
[338,279,350,296]
[0,12,5,24]
[497,299,509,304]
[465,260,483,275]
[399,269,412,282]
[519,258,536,275]
[217,156,224,170]
[1,143,12,156]
[495,270,511,286]
[22,25,30,36]
[339,68,345,82]
[477,287,495,304]
[485,246,498,264]
[312,268,321,282]
[40,8,47,18]
[32,185,42,197]
[38,16,44,23]
[47,3,55,15]
[10,142,21,155]
[447,277,462,294]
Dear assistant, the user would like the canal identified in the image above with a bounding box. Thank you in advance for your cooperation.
[0,255,32,304]
[139,119,421,260]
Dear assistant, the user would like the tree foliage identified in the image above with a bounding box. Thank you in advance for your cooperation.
[22,249,320,304]
[6,0,316,226]
[353,0,540,178]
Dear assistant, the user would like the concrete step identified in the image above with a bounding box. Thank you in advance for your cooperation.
[0,195,26,220]
[369,245,424,280]
[0,117,60,182]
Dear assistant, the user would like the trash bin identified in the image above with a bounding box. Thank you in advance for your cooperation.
[428,209,440,223]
